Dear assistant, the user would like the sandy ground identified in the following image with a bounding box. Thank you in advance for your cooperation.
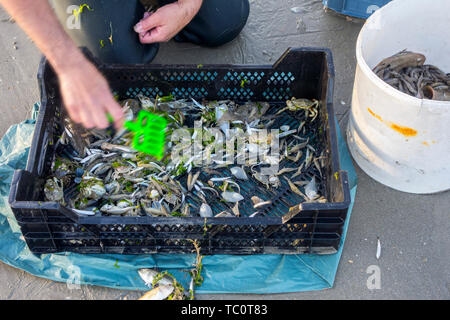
[0,0,449,300]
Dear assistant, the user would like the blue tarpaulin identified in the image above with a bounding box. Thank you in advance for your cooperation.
[0,104,357,294]
[323,0,392,19]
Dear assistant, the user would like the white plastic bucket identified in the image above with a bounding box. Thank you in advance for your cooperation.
[347,0,450,194]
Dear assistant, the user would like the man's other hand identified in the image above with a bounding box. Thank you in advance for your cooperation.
[58,57,124,130]
[134,0,203,44]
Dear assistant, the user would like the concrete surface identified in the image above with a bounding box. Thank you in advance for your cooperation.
[0,0,449,300]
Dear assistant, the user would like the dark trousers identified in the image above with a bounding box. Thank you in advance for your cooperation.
[52,0,250,64]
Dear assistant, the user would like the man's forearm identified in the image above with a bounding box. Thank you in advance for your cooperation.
[0,0,85,73]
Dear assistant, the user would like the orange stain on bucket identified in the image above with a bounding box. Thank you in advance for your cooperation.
[367,108,418,137]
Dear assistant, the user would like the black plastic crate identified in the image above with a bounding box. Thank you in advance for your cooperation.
[9,48,351,255]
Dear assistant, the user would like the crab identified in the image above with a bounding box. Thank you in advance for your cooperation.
[80,177,106,200]
[44,177,64,202]
[276,98,320,122]
[269,175,281,189]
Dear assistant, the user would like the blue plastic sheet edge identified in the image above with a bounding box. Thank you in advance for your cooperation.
[0,103,357,294]
[323,0,392,19]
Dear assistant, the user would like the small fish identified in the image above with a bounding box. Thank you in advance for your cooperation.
[373,50,426,74]
[253,200,272,209]
[138,285,174,300]
[276,167,297,176]
[297,121,306,133]
[215,211,234,218]
[249,211,263,218]
[62,119,89,158]
[284,177,307,199]
[222,192,244,203]
[293,180,309,187]
[251,196,272,209]
[201,187,219,197]
[187,171,201,192]
[305,177,319,200]
[199,203,213,217]
[231,167,248,180]
[100,204,135,215]
[210,177,232,182]
[304,149,313,169]
[277,129,297,139]
[289,140,308,154]
[101,142,136,154]
[287,151,302,163]
[46,95,328,221]
[80,153,102,165]
[313,157,322,177]
[182,203,191,217]
[291,163,305,179]
[204,168,222,176]
[232,202,240,217]
[422,85,450,101]
[374,51,449,100]
[72,209,96,216]
[138,269,173,288]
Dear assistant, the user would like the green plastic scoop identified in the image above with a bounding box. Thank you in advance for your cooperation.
[123,110,168,160]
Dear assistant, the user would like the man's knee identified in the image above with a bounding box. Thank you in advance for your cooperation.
[180,0,250,47]
[203,0,249,47]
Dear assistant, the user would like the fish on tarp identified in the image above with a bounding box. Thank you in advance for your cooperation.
[138,268,173,287]
[138,284,174,300]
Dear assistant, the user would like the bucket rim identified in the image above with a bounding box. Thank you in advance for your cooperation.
[355,0,450,110]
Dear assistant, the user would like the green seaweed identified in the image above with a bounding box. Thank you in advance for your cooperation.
[158,94,175,103]
[73,4,93,20]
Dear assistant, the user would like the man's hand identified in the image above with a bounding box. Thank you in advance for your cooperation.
[58,56,124,130]
[134,0,203,44]
[0,0,124,130]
